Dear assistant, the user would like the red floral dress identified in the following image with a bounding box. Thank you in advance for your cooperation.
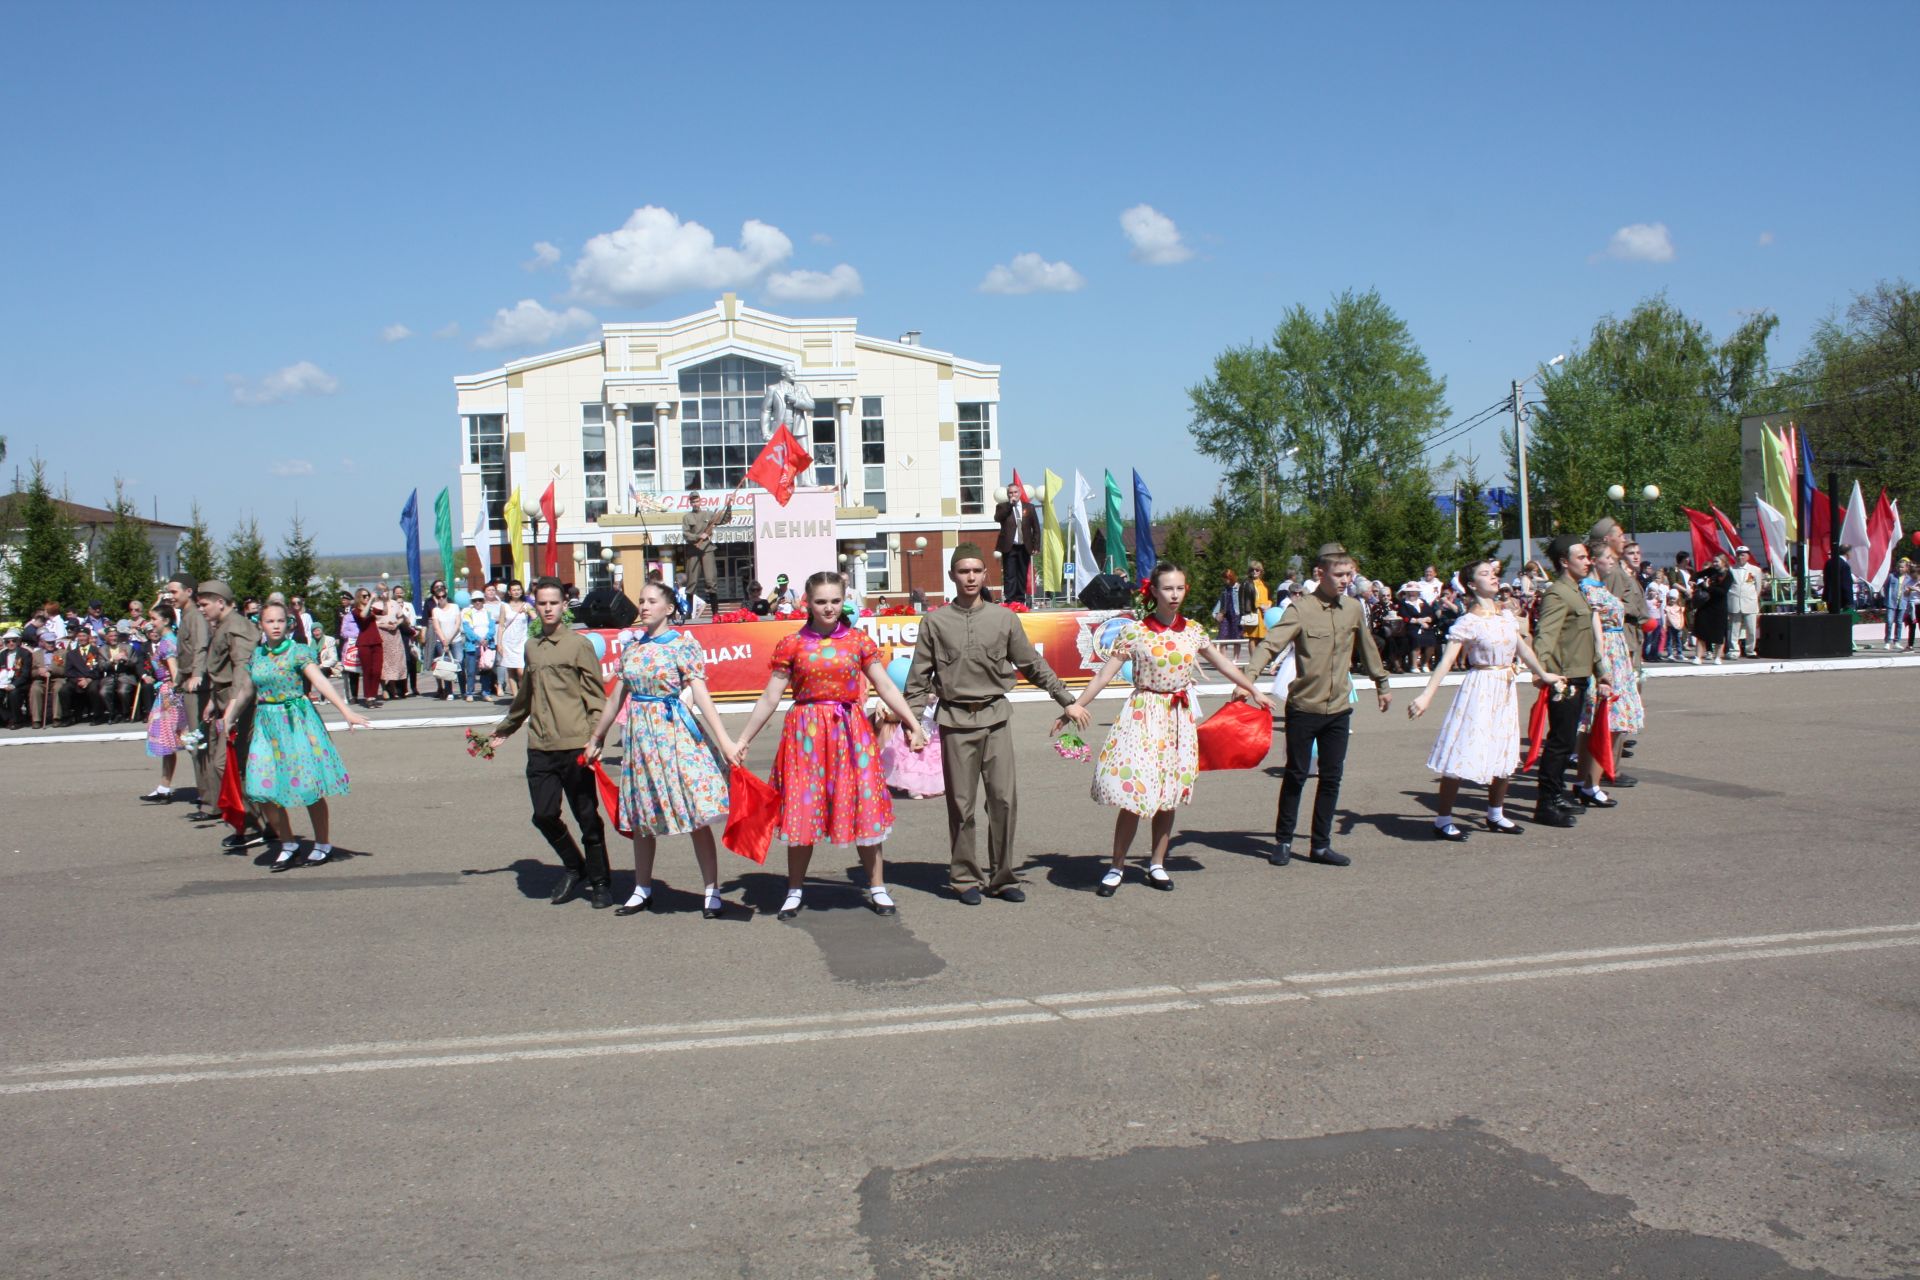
[769,624,893,847]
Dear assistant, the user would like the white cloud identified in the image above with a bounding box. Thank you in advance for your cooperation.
[1120,203,1193,265]
[810,232,833,246]
[764,263,863,303]
[226,361,340,406]
[473,299,599,350]
[1757,230,1775,247]
[433,321,461,340]
[568,206,794,306]
[978,253,1086,295]
[523,241,561,271]
[380,323,413,342]
[1597,222,1676,263]
[270,459,315,477]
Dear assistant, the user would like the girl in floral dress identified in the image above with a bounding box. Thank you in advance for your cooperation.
[584,582,738,919]
[1058,563,1276,895]
[1574,547,1643,807]
[221,602,371,871]
[730,572,925,919]
[1407,559,1564,840]
[140,603,188,802]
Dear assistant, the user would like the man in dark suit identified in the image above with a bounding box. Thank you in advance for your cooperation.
[993,483,1040,605]
[1824,545,1855,616]
[1531,536,1613,826]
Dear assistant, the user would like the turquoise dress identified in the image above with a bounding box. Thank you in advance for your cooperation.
[244,641,351,807]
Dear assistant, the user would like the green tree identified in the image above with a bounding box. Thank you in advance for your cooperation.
[1448,457,1501,571]
[178,502,217,583]
[1517,297,1778,539]
[1794,279,1920,502]
[1189,289,1449,513]
[94,479,158,612]
[221,517,273,607]
[277,512,319,605]
[5,460,88,618]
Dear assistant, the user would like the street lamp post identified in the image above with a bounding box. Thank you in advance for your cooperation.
[1607,483,1661,540]
[1513,354,1566,561]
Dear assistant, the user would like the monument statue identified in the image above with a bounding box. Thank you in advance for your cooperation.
[761,365,816,487]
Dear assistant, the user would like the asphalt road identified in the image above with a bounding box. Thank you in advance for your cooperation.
[2,670,1916,1278]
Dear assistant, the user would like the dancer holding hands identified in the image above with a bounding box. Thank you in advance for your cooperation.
[584,580,738,919]
[1406,559,1565,839]
[728,571,926,919]
[1058,562,1276,896]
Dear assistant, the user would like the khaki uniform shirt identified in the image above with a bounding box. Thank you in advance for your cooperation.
[1534,578,1605,681]
[1246,591,1388,715]
[1605,562,1648,625]
[490,623,606,751]
[175,602,210,688]
[205,609,259,712]
[902,599,1074,730]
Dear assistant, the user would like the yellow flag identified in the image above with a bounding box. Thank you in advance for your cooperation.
[1041,469,1066,594]
[504,487,528,585]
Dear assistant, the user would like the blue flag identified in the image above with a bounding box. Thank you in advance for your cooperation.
[1132,469,1156,581]
[1796,428,1816,538]
[399,488,422,609]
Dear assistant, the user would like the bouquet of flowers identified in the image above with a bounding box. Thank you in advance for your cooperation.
[713,609,757,624]
[1052,729,1092,763]
[464,727,496,760]
[178,726,208,753]
[1004,601,1030,614]
[878,600,918,617]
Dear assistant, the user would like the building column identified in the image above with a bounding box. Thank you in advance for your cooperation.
[655,402,674,491]
[835,398,853,500]
[610,402,630,513]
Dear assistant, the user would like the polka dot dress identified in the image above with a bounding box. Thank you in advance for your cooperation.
[768,624,893,847]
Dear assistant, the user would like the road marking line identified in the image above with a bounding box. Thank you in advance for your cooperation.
[1285,922,1920,984]
[1034,985,1186,1006]
[4,927,1914,1097]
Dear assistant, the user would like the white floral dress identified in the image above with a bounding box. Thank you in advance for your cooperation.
[1091,616,1203,815]
[1424,611,1521,785]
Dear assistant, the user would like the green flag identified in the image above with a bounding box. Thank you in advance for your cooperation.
[433,487,458,586]
[1103,469,1130,578]
[1040,468,1065,594]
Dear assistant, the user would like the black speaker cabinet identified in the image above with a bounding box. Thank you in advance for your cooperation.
[1078,573,1136,610]
[1756,612,1852,660]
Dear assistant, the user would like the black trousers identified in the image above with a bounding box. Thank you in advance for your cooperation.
[526,747,609,883]
[1537,677,1589,806]
[1275,708,1353,850]
[1003,545,1032,603]
[64,677,106,722]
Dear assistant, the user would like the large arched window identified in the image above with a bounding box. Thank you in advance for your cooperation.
[678,355,779,491]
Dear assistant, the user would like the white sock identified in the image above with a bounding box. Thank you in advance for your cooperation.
[1147,864,1171,881]
[704,883,722,908]
[624,884,652,908]
[154,785,171,796]
[867,885,894,907]
[274,842,300,864]
[1487,805,1506,825]
[1100,867,1124,887]
[309,843,331,862]
[1433,814,1455,830]
[780,888,804,913]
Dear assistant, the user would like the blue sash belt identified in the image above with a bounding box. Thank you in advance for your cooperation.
[628,691,704,744]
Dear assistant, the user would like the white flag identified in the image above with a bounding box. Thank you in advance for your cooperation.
[469,496,493,579]
[1754,495,1791,578]
[1839,479,1871,581]
[1070,470,1097,595]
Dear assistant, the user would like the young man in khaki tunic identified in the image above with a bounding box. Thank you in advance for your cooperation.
[165,572,213,814]
[488,578,613,909]
[903,544,1090,904]
[1243,546,1391,867]
[197,578,262,851]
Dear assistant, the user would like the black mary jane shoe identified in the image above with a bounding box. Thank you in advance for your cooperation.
[1572,789,1618,809]
[863,888,899,917]
[1095,870,1123,897]
[702,894,727,920]
[268,848,307,873]
[776,893,805,921]
[1432,823,1470,843]
[614,892,653,917]
[1144,866,1175,891]
[1484,817,1524,835]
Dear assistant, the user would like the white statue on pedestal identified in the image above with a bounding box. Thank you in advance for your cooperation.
[761,365,816,487]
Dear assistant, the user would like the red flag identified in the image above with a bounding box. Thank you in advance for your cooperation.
[1010,468,1036,598]
[1196,699,1273,771]
[1806,487,1832,558]
[539,482,558,577]
[1681,507,1726,569]
[1586,695,1615,782]
[218,733,249,833]
[1866,490,1900,589]
[722,765,778,863]
[746,426,813,507]
[582,754,633,838]
[1520,686,1551,771]
[1710,505,1742,556]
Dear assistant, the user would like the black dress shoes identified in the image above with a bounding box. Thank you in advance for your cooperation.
[1307,848,1351,866]
[993,887,1027,903]
[1432,823,1470,842]
[549,870,585,905]
[957,887,983,906]
[1269,837,1292,867]
[1610,773,1638,788]
[587,880,614,909]
[1531,805,1577,827]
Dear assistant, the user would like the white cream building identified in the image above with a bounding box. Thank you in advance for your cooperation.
[453,294,1005,603]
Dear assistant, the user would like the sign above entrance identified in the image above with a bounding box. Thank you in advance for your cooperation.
[753,488,837,591]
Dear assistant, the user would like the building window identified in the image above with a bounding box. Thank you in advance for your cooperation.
[627,404,659,496]
[860,396,886,513]
[581,405,608,522]
[813,407,838,488]
[679,355,777,491]
[465,413,507,532]
[581,540,611,591]
[958,403,993,516]
[865,546,893,593]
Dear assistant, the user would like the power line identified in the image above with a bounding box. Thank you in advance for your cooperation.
[1421,397,1513,457]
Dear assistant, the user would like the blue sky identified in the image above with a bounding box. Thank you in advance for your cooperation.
[2,1,1914,553]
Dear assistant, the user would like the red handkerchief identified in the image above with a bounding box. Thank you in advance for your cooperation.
[1196,699,1273,772]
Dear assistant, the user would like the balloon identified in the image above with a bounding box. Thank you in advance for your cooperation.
[453,589,472,607]
[886,653,914,690]
[1119,661,1133,684]
[1911,531,1920,547]
[1263,606,1284,628]
[586,632,606,659]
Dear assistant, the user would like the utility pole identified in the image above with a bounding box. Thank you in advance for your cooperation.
[1511,381,1532,561]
